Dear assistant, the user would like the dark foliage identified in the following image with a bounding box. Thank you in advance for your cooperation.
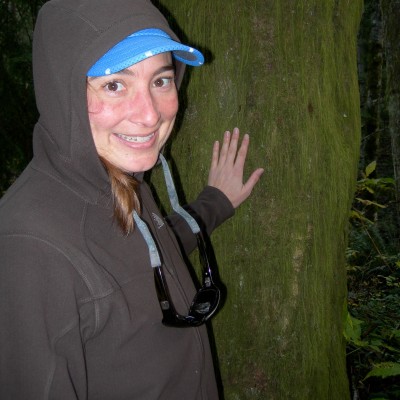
[346,163,400,399]
[0,0,46,193]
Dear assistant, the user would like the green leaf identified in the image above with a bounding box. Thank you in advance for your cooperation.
[344,312,368,346]
[365,160,377,177]
[377,177,395,185]
[365,362,400,379]
[349,210,373,223]
[355,198,387,208]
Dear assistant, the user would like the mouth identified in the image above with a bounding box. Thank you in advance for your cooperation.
[115,132,156,143]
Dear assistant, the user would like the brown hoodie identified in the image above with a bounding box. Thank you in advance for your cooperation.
[0,0,233,398]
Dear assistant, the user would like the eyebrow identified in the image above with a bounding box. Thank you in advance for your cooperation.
[88,64,175,81]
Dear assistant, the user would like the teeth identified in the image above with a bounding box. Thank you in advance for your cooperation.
[116,133,155,143]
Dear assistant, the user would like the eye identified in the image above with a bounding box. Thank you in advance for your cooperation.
[153,77,174,88]
[104,81,124,92]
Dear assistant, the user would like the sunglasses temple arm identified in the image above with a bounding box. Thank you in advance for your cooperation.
[196,233,213,280]
[153,266,179,315]
[154,266,195,327]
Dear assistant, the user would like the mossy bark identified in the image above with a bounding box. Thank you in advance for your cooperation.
[153,1,363,398]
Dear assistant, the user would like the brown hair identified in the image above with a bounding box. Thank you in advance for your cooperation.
[100,156,141,235]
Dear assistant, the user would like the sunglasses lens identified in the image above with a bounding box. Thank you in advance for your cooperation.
[189,285,220,318]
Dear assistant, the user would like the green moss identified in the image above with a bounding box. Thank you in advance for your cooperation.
[153,1,363,398]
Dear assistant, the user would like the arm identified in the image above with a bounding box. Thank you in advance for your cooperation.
[166,185,234,254]
[0,236,89,400]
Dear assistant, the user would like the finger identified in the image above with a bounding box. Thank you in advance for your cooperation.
[219,130,231,164]
[210,140,220,170]
[234,133,250,171]
[242,168,265,195]
[226,127,240,164]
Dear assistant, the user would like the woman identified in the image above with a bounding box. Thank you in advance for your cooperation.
[0,0,263,399]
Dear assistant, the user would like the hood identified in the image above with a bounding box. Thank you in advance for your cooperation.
[31,0,185,203]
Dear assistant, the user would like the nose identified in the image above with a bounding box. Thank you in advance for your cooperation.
[126,88,160,127]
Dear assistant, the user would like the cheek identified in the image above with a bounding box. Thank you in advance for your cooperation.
[87,90,104,114]
[163,94,179,119]
[88,98,120,130]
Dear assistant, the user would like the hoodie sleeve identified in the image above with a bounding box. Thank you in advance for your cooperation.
[0,235,89,400]
[166,185,235,255]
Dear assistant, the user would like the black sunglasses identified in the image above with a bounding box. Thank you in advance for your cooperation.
[153,231,221,327]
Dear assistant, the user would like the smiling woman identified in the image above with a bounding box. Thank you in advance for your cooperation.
[87,53,178,174]
[87,52,179,233]
[0,0,263,398]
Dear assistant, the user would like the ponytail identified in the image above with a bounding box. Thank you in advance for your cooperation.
[100,157,141,235]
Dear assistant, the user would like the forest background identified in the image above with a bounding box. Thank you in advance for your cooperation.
[0,0,400,400]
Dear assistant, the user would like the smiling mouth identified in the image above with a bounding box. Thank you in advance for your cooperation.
[115,132,155,143]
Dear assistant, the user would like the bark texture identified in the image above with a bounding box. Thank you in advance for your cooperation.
[153,1,363,398]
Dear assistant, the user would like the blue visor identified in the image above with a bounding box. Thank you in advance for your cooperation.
[87,28,204,77]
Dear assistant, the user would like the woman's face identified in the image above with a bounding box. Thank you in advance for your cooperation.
[87,52,178,173]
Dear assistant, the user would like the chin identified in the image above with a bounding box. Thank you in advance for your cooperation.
[122,155,160,174]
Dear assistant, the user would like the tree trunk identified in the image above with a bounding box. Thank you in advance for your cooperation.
[153,1,363,398]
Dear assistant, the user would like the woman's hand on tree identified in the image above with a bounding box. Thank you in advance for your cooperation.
[208,127,264,209]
